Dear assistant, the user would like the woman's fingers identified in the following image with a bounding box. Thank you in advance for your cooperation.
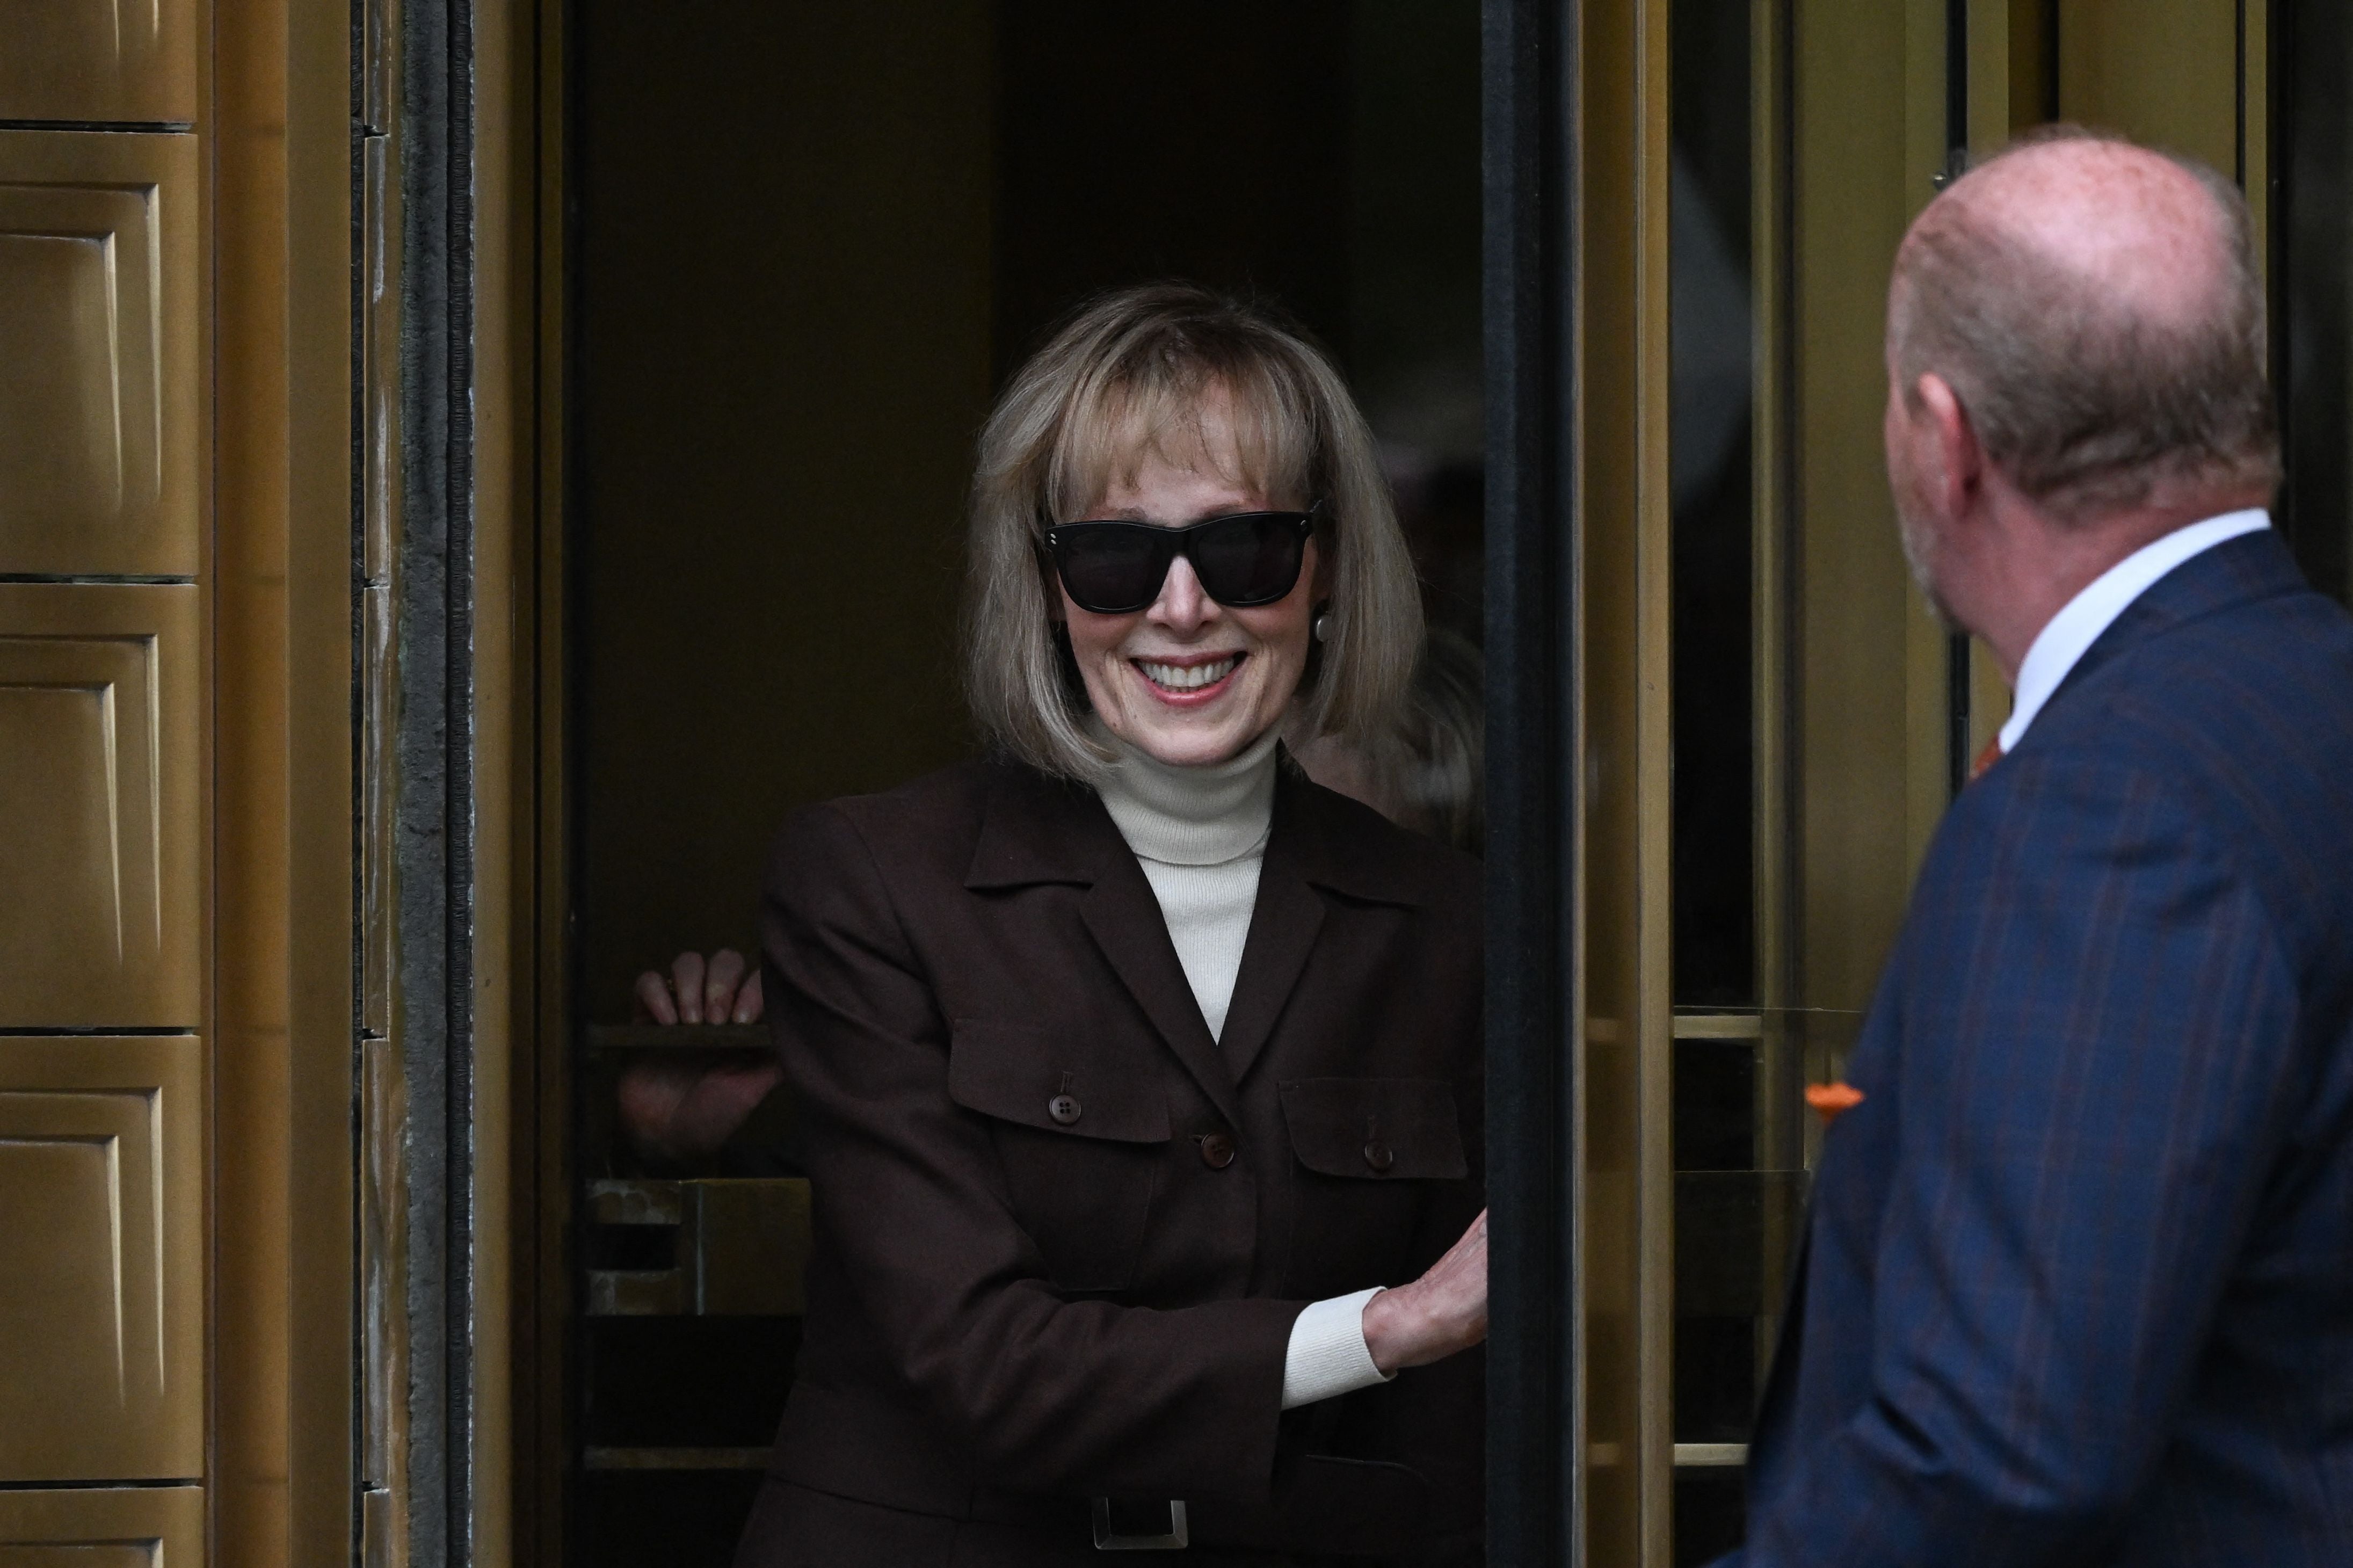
[633,968,680,1025]
[670,951,708,1023]
[616,952,774,1162]
[635,951,761,1026]
[734,968,765,1024]
[705,948,747,1022]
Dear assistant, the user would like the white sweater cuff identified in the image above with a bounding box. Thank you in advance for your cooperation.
[1280,1287,1394,1410]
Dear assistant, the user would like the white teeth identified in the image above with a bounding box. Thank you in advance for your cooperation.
[1138,656,1239,692]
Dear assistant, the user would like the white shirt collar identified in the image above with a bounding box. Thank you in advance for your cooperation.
[1997,508,2271,752]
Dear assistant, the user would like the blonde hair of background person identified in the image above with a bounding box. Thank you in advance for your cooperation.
[1295,627,1485,855]
[962,281,1424,779]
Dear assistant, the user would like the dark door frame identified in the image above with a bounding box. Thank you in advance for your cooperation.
[1481,3,1583,1563]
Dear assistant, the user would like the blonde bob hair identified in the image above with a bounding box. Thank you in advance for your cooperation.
[962,283,1424,780]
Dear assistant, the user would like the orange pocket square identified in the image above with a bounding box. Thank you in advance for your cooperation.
[1805,1081,1866,1124]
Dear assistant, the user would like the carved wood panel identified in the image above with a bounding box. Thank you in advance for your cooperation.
[0,1036,202,1481]
[0,0,198,123]
[0,130,198,577]
[0,584,199,1028]
[0,1484,200,1564]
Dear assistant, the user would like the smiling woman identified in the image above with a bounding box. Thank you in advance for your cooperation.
[965,284,1424,782]
[735,284,1491,1567]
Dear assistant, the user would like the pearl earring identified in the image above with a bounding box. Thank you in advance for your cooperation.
[1313,611,1331,644]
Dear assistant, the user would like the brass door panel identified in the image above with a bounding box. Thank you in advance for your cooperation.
[0,583,199,1029]
[2057,0,2239,176]
[0,0,198,124]
[0,1035,202,1481]
[0,1484,200,1564]
[0,130,199,577]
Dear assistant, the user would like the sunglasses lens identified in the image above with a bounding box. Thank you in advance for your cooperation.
[1055,527,1171,614]
[1189,514,1306,606]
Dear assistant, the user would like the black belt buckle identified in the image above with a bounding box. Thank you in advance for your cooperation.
[1092,1497,1188,1550]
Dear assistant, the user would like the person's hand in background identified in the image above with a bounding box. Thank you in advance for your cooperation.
[633,947,765,1025]
[617,948,781,1166]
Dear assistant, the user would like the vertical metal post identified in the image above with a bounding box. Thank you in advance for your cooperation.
[1483,2,1580,1563]
[1943,0,1974,800]
[396,0,481,1558]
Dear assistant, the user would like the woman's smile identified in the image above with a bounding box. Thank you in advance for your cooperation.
[1132,651,1244,700]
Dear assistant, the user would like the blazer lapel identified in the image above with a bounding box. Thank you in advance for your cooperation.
[1219,764,1426,1084]
[965,762,1241,1126]
[1217,826,1325,1084]
[1077,854,1243,1126]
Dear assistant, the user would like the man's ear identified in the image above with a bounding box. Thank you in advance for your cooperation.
[1916,373,1984,520]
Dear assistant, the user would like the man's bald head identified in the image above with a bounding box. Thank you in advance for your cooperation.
[1889,127,2278,524]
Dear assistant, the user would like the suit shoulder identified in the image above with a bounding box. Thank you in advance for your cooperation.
[2044,586,2353,800]
[1990,591,2353,945]
[766,756,1010,892]
[1286,768,1483,913]
[816,756,1006,832]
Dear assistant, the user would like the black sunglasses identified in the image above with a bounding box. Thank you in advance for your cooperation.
[1043,505,1323,615]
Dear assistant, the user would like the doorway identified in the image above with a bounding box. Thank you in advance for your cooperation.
[525,3,2341,1567]
[8,1,2345,1564]
[556,6,1484,1563]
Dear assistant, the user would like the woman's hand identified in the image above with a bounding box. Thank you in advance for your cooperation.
[1361,1209,1488,1375]
[618,949,780,1164]
[633,947,765,1025]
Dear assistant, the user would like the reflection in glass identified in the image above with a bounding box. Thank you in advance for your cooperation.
[1669,0,1768,1560]
[2279,0,2353,607]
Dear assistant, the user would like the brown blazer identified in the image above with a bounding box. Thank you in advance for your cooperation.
[736,755,1484,1567]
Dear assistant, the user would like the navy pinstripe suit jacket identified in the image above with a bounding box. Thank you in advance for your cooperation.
[1725,530,2353,1566]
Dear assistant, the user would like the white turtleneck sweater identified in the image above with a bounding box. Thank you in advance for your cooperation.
[1094,725,1280,1040]
[1093,726,1393,1411]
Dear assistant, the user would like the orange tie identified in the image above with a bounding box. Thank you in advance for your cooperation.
[1970,732,2006,782]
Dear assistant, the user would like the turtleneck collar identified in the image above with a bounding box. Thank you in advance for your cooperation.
[1091,720,1281,867]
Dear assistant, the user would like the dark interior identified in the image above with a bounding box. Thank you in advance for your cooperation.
[2278,0,2353,607]
[569,5,1481,1562]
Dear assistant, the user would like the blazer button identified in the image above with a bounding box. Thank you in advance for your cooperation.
[1362,1141,1395,1173]
[1048,1094,1082,1126]
[1198,1131,1237,1170]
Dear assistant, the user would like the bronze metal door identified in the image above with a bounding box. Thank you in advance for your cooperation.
[1488,1,2281,1564]
[0,0,547,1560]
[0,10,209,1557]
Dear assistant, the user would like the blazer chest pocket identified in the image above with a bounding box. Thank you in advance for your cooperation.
[1281,1078,1467,1291]
[948,1019,1170,1294]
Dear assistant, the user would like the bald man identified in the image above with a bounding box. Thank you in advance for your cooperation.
[1722,128,2353,1567]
